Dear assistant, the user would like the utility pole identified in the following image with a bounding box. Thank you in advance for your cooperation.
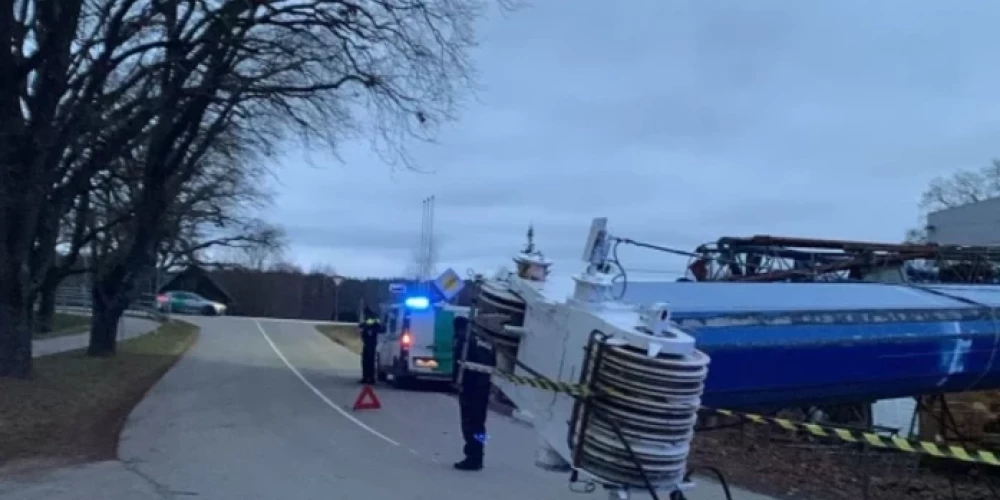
[333,275,344,321]
[418,195,436,285]
[419,197,426,280]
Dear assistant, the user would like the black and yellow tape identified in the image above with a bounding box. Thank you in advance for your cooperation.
[461,360,591,396]
[498,370,587,396]
[704,408,1000,467]
[459,361,1000,467]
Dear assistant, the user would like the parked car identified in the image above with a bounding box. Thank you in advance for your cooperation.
[156,291,227,316]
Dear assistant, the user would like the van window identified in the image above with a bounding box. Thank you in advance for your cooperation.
[386,309,399,335]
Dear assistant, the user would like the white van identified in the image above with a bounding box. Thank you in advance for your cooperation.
[376,296,470,388]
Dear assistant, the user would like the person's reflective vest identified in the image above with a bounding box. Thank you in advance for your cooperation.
[360,318,381,343]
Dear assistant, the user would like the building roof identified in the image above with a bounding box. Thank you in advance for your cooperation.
[159,265,234,302]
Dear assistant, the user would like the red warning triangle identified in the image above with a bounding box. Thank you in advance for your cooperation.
[353,385,382,411]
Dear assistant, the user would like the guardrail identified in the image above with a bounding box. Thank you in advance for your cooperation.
[54,288,169,323]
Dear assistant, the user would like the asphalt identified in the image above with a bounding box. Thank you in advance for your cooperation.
[0,316,781,500]
[32,317,160,357]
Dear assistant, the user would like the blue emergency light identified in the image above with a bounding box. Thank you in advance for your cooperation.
[404,296,430,310]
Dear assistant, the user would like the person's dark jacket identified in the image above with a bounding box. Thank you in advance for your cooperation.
[453,317,495,392]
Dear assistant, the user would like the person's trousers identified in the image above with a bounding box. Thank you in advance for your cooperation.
[361,343,376,382]
[459,389,490,462]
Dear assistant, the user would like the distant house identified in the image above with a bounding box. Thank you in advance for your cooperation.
[926,196,1000,246]
[158,265,234,306]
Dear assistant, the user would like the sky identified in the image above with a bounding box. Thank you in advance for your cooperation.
[266,0,1000,280]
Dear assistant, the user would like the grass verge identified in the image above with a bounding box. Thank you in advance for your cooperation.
[0,320,199,470]
[315,324,361,354]
[33,313,92,340]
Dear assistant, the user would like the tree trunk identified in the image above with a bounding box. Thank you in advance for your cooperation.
[29,207,61,324]
[35,284,58,334]
[87,277,128,357]
[0,273,32,378]
[33,270,64,335]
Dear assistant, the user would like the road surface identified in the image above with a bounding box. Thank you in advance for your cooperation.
[1,316,778,500]
[33,317,159,357]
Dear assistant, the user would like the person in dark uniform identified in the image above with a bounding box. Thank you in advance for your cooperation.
[452,315,495,471]
[358,307,382,385]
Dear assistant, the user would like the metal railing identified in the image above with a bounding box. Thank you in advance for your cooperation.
[54,287,169,323]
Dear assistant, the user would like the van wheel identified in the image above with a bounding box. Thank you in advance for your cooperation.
[391,373,412,389]
[376,355,388,382]
[391,358,412,389]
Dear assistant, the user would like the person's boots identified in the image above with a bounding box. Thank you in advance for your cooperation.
[453,457,483,471]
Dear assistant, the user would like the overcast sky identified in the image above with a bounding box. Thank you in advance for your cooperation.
[266,0,1000,280]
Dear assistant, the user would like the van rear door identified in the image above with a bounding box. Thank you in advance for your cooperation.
[405,309,454,375]
[377,306,402,369]
[432,309,455,374]
[406,310,435,362]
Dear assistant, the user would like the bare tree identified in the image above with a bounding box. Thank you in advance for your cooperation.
[0,0,211,372]
[271,261,304,274]
[159,220,286,272]
[309,263,339,277]
[906,160,1000,242]
[85,0,494,356]
[405,236,441,280]
[1,0,500,372]
[155,153,286,272]
[0,0,99,377]
[245,242,287,271]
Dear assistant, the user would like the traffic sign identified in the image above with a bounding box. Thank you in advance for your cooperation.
[433,268,464,302]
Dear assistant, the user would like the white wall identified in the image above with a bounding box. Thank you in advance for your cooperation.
[927,197,1000,246]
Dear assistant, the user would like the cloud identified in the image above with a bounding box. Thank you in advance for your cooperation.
[268,0,1000,278]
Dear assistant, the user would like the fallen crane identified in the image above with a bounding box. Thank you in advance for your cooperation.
[457,218,1000,500]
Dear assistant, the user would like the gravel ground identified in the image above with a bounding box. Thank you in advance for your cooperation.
[690,425,999,500]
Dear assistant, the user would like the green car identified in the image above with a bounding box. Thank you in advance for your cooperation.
[156,291,227,316]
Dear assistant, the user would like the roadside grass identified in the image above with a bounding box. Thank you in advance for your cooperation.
[33,313,92,340]
[315,324,362,354]
[0,320,199,470]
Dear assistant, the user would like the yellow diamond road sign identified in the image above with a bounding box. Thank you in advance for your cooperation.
[434,268,464,301]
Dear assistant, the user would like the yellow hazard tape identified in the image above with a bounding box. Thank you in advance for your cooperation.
[461,361,591,396]
[459,361,1000,467]
[496,369,589,396]
[704,408,1000,467]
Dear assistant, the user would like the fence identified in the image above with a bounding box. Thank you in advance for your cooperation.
[54,281,168,323]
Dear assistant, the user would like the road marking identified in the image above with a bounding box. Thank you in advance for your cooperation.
[254,320,400,447]
[243,316,355,326]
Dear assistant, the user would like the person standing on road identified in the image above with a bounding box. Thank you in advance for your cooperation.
[452,315,495,471]
[358,307,382,385]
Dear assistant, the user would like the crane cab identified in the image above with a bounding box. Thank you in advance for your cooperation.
[376,296,469,388]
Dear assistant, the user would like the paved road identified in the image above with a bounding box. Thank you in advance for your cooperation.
[32,317,160,357]
[1,316,778,500]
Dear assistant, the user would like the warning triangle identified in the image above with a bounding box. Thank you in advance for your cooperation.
[353,385,382,411]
